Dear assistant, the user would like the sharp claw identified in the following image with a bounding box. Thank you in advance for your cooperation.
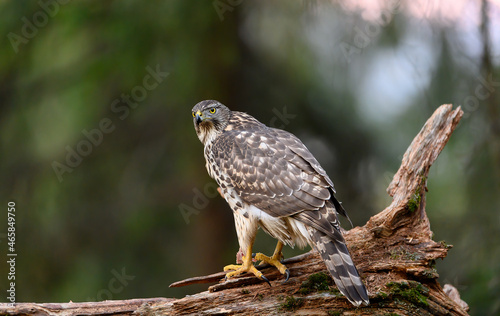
[284,269,290,282]
[261,274,271,287]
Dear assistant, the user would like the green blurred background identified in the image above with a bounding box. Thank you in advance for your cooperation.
[1,1,499,314]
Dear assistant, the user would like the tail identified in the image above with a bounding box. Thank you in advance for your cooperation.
[310,229,369,306]
[295,204,369,306]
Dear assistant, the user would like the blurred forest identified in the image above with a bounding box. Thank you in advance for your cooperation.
[1,1,499,315]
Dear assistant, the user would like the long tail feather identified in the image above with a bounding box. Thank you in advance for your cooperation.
[310,228,369,306]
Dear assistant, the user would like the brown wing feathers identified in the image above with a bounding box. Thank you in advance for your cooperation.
[211,111,369,306]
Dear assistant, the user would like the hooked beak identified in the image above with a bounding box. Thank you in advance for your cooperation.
[195,110,203,124]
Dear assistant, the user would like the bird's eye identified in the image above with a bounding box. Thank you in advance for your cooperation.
[192,112,195,117]
[209,108,216,114]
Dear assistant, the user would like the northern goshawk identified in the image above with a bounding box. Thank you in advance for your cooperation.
[191,100,369,306]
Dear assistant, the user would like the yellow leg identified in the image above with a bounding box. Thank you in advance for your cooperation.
[224,244,270,285]
[254,241,290,281]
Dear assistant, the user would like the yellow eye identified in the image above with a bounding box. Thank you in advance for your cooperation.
[209,108,216,114]
[192,112,195,117]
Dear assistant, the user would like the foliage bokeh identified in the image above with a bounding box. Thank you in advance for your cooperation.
[1,1,499,315]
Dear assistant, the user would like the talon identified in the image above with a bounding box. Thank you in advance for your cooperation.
[224,247,266,282]
[225,243,288,286]
[253,242,289,279]
[283,269,290,283]
[261,274,271,287]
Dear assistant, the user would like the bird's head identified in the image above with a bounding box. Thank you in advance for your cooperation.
[192,100,231,145]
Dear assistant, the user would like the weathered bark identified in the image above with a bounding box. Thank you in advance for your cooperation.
[1,104,469,316]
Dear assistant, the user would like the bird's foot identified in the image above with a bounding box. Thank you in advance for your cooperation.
[254,252,290,281]
[224,257,270,286]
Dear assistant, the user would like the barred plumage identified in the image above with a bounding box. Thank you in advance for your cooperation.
[192,100,369,306]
